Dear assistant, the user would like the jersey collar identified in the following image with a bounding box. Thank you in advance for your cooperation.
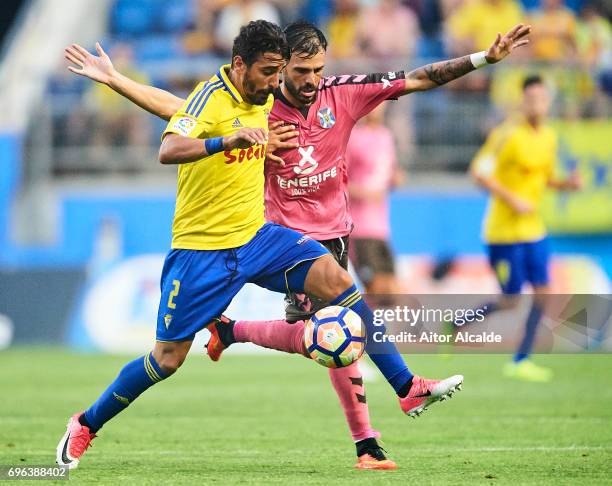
[274,86,311,120]
[519,114,545,133]
[217,64,243,104]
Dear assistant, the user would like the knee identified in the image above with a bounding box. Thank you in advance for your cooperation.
[304,256,356,302]
[326,266,354,298]
[152,348,187,376]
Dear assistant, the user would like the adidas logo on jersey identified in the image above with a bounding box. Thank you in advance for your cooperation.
[232,118,242,128]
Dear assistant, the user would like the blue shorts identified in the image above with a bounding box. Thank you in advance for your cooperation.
[487,238,550,294]
[156,223,329,342]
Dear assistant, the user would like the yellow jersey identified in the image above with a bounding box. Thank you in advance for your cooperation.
[471,118,557,244]
[163,65,272,250]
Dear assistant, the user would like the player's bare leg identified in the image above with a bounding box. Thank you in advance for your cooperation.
[152,340,193,375]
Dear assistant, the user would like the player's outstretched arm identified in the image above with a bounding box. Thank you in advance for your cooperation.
[548,172,583,191]
[402,24,531,95]
[65,42,185,120]
[159,128,268,165]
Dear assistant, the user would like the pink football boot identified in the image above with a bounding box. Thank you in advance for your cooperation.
[56,413,97,469]
[399,374,463,417]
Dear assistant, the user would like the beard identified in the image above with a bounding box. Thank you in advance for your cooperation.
[243,76,273,106]
[284,77,318,107]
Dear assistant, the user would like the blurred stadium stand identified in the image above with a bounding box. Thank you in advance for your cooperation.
[0,0,610,345]
[19,0,611,180]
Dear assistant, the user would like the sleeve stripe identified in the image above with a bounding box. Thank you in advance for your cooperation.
[186,83,216,116]
[319,72,405,91]
[194,85,224,117]
[185,83,209,114]
[187,80,222,116]
[189,80,223,116]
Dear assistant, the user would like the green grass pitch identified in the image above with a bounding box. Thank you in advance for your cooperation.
[1,349,611,485]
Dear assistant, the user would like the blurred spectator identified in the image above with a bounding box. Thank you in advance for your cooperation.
[404,0,444,37]
[300,0,334,26]
[446,0,523,55]
[214,0,281,54]
[439,0,466,17]
[347,104,405,294]
[356,0,420,60]
[87,43,151,148]
[528,0,578,61]
[575,4,612,115]
[327,0,360,59]
[271,0,302,25]
[576,3,611,68]
[182,0,226,55]
[48,72,91,149]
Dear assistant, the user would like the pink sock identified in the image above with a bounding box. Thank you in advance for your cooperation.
[233,319,308,356]
[234,319,378,442]
[329,363,379,442]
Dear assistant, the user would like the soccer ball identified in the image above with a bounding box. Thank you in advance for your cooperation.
[304,306,366,368]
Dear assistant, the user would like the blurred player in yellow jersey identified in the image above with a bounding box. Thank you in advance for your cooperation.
[470,75,581,382]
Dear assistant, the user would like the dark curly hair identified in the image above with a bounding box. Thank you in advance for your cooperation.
[232,20,289,67]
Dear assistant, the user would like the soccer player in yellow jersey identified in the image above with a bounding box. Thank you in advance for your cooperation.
[57,20,328,468]
[470,75,581,382]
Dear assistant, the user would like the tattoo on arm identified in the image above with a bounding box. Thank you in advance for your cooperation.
[409,55,476,87]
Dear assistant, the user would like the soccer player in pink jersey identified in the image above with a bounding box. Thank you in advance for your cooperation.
[66,20,530,469]
[347,104,404,295]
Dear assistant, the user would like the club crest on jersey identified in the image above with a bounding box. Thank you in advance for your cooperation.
[318,107,335,129]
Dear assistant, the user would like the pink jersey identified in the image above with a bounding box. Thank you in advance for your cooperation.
[264,72,405,240]
[347,124,397,240]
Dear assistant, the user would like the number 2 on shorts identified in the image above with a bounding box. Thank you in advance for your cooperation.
[167,279,181,309]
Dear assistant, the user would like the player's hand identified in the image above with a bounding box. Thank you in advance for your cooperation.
[509,195,534,214]
[565,171,583,191]
[485,24,531,64]
[266,121,299,166]
[65,42,115,85]
[223,128,268,150]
